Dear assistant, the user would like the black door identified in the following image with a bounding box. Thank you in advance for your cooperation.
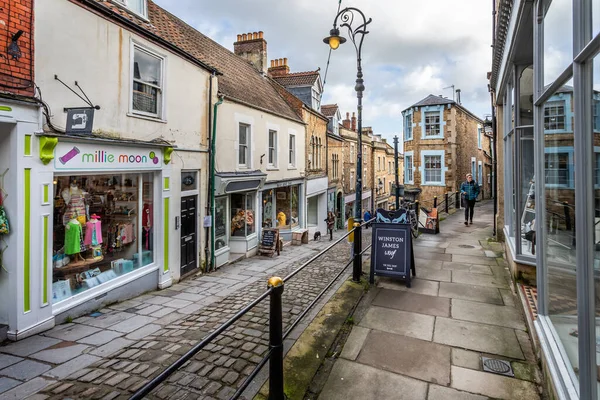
[180,196,197,275]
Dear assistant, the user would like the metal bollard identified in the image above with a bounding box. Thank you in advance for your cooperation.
[415,200,420,220]
[445,193,449,214]
[353,223,362,282]
[433,196,438,209]
[268,277,284,400]
[455,191,460,209]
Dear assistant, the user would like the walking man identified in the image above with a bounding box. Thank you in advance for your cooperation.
[364,210,372,229]
[460,173,480,226]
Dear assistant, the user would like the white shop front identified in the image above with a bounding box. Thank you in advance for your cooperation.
[0,127,173,340]
[306,176,328,235]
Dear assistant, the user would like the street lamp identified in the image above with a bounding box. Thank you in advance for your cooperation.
[324,7,372,282]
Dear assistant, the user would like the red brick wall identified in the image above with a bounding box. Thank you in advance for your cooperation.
[0,0,34,97]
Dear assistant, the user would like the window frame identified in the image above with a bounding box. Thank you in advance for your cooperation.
[238,123,250,168]
[288,132,296,168]
[112,0,148,19]
[268,129,278,168]
[404,151,414,184]
[420,150,446,186]
[543,100,567,132]
[404,111,413,141]
[129,42,166,120]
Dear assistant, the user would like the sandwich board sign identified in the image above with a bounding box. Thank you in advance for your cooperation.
[369,222,416,287]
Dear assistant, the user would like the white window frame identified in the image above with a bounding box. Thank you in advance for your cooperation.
[420,150,446,186]
[268,129,278,168]
[404,111,413,141]
[424,111,441,137]
[478,161,483,185]
[112,0,148,19]
[404,151,414,184]
[238,123,250,168]
[543,100,566,131]
[129,41,166,121]
[288,131,296,168]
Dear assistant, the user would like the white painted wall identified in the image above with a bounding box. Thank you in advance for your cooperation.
[35,0,213,283]
[215,101,305,181]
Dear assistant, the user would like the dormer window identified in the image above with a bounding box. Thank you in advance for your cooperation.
[113,0,147,19]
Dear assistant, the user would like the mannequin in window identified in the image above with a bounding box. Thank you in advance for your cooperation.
[65,217,86,262]
[62,180,87,226]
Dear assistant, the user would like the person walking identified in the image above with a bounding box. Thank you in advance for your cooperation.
[325,211,335,241]
[460,173,480,226]
[364,210,372,229]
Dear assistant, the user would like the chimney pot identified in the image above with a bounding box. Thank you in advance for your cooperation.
[283,57,288,66]
[237,34,242,41]
[248,32,252,38]
[346,112,350,118]
[270,60,274,67]
[276,59,280,67]
[259,31,264,39]
[253,32,258,39]
[242,33,247,40]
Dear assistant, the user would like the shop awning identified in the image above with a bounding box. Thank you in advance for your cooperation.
[215,170,267,196]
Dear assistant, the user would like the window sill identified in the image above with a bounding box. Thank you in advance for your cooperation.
[422,136,444,140]
[266,166,279,171]
[127,112,167,124]
[287,166,297,170]
[422,182,445,187]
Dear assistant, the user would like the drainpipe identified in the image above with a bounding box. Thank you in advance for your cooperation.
[205,73,215,271]
[210,95,224,272]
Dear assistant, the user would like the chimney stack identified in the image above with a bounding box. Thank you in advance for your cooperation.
[351,112,357,132]
[234,31,268,74]
[268,57,290,77]
[342,112,351,129]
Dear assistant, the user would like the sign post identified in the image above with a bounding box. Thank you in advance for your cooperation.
[369,222,416,287]
[258,228,280,257]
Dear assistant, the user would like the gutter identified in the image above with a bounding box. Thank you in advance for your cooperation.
[205,72,215,270]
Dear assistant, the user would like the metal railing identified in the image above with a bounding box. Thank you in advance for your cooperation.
[130,220,373,400]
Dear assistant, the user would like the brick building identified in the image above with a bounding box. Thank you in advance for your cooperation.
[0,0,42,342]
[402,94,492,206]
[363,127,396,211]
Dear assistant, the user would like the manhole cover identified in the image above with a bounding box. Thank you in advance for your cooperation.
[482,357,514,377]
[458,245,475,248]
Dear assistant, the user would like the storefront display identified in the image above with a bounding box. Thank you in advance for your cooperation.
[263,185,300,230]
[214,197,228,250]
[230,193,255,237]
[52,173,154,302]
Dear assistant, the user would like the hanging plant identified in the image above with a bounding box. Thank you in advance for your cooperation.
[0,192,8,235]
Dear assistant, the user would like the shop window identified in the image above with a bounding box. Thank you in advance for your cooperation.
[238,123,250,167]
[543,85,579,379]
[262,189,274,228]
[424,111,441,137]
[132,45,163,118]
[214,197,228,250]
[544,101,566,131]
[543,0,572,85]
[52,173,154,303]
[230,193,255,237]
[518,127,535,257]
[268,130,277,167]
[272,185,300,229]
[307,196,318,227]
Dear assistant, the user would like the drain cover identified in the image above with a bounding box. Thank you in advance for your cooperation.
[482,357,514,377]
[458,244,475,248]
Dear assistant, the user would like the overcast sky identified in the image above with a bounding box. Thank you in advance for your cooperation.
[154,0,494,147]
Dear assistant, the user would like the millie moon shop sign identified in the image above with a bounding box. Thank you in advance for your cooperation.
[54,142,163,170]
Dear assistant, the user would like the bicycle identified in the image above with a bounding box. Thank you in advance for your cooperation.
[399,200,419,238]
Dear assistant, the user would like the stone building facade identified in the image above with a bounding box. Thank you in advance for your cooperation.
[402,94,491,206]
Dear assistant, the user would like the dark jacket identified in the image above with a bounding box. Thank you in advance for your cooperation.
[364,211,372,221]
[460,180,480,201]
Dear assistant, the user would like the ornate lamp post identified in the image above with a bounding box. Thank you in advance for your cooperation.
[324,7,372,282]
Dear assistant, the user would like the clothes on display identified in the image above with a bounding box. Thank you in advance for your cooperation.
[62,184,87,226]
[84,217,103,246]
[64,219,85,259]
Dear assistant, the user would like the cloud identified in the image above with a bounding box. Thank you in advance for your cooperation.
[153,0,493,143]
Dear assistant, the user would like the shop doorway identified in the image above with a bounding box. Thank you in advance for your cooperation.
[180,195,197,275]
[336,192,343,229]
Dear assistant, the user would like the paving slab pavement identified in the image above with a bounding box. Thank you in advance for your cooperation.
[319,201,542,400]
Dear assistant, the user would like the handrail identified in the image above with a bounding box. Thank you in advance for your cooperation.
[130,223,368,400]
[129,289,273,400]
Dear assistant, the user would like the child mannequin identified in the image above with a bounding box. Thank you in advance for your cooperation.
[62,180,87,226]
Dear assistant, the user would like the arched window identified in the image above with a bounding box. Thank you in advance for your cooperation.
[310,136,315,168]
[317,138,322,168]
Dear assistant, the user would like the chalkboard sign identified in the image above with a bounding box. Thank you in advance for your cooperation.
[258,228,280,257]
[369,222,416,287]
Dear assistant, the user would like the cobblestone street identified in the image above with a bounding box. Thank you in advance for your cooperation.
[0,229,370,400]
